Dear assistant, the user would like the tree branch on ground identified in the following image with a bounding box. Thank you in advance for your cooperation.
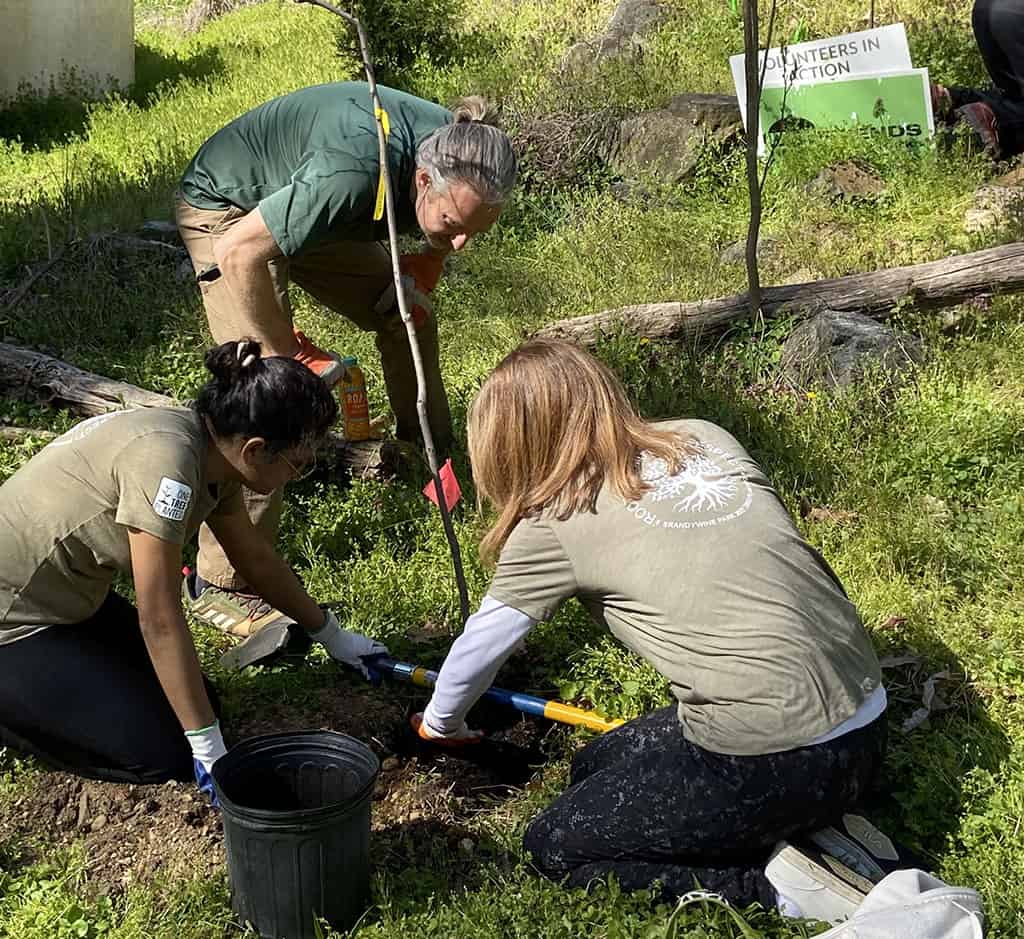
[0,342,393,478]
[535,242,1024,344]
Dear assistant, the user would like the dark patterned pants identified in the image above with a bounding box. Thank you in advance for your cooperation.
[523,706,887,907]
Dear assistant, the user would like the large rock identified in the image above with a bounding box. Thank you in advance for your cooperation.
[963,184,1024,234]
[778,310,923,391]
[719,234,780,266]
[807,159,885,202]
[614,93,744,184]
[564,0,670,69]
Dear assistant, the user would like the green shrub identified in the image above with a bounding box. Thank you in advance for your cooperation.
[342,0,476,86]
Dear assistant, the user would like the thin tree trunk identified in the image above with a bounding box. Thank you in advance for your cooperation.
[294,0,471,623]
[742,0,763,317]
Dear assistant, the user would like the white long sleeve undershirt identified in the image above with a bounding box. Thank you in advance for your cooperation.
[421,598,886,746]
[421,595,536,736]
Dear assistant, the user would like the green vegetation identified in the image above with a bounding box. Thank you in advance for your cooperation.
[2,0,1023,936]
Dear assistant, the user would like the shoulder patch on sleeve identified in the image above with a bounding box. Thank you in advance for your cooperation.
[153,477,193,521]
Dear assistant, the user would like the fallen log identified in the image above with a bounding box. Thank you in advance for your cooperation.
[1,245,68,312]
[0,426,58,443]
[536,242,1024,345]
[0,342,394,478]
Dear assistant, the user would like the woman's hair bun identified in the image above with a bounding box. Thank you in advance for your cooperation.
[204,338,263,383]
[195,339,338,456]
[450,95,499,126]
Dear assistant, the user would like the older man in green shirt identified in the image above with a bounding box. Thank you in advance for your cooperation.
[175,80,517,632]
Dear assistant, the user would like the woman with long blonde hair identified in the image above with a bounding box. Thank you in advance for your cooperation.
[415,339,893,923]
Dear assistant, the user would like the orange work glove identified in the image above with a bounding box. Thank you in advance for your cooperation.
[374,253,445,329]
[410,712,484,747]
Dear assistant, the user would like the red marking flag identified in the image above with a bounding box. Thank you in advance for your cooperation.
[423,458,462,511]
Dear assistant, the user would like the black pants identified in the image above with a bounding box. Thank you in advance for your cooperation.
[523,706,887,908]
[0,592,219,784]
[950,0,1024,154]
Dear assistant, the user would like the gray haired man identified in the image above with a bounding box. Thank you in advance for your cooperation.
[175,81,517,631]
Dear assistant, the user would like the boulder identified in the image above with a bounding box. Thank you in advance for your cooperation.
[807,159,886,202]
[963,184,1024,234]
[614,93,744,184]
[778,309,923,391]
[564,0,670,69]
[719,234,780,265]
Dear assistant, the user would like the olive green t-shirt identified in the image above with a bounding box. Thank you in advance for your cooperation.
[488,419,882,756]
[180,82,452,256]
[0,407,244,644]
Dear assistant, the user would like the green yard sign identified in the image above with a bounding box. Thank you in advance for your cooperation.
[758,68,934,154]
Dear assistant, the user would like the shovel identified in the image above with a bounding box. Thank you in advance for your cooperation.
[365,655,625,734]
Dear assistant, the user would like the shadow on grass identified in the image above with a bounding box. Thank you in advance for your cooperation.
[867,636,1011,864]
[595,329,842,498]
[370,817,517,914]
[0,837,38,885]
[0,233,204,398]
[0,42,224,153]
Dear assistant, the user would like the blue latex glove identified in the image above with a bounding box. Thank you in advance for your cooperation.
[186,720,228,807]
[193,757,219,806]
[362,652,388,687]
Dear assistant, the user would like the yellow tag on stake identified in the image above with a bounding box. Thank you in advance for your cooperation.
[373,106,392,221]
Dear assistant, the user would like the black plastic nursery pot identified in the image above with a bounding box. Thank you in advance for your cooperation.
[212,730,380,939]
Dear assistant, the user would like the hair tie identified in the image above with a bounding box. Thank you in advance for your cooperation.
[236,341,257,369]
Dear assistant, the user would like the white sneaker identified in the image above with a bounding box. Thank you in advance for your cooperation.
[765,842,868,924]
[809,814,901,882]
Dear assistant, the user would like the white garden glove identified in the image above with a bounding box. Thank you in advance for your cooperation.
[374,273,433,322]
[186,720,228,804]
[310,610,389,680]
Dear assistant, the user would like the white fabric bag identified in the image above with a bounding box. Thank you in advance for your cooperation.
[815,869,984,939]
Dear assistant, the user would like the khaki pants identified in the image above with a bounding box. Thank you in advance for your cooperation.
[176,196,452,590]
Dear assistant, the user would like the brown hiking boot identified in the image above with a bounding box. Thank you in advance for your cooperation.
[956,101,1001,158]
[183,571,295,638]
[930,82,954,124]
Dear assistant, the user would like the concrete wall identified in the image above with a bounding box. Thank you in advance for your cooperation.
[0,0,134,102]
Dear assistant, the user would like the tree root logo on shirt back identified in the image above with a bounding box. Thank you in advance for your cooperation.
[628,444,753,529]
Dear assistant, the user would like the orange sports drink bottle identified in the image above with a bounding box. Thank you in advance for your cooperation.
[340,356,370,440]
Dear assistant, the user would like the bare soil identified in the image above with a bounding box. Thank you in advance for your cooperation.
[0,773,223,892]
[0,682,553,896]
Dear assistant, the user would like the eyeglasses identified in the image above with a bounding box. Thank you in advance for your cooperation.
[279,451,317,481]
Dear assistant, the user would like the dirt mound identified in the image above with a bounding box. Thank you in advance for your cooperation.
[0,774,222,893]
[0,684,555,896]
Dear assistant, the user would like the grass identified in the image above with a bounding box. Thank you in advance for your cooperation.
[2,0,1024,936]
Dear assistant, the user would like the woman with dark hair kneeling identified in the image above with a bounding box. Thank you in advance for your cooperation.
[415,340,890,924]
[0,341,386,795]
